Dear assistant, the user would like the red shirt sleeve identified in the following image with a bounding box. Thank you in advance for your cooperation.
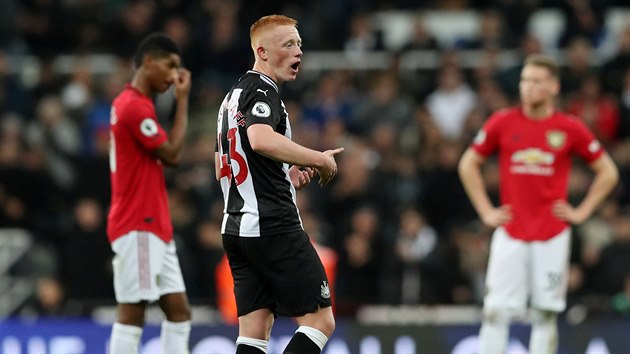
[124,101,168,151]
[471,111,503,157]
[571,118,604,164]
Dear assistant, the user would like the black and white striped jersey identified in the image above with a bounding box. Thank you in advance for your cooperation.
[217,70,303,237]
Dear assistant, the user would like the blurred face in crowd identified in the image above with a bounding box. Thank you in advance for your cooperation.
[439,65,463,91]
[254,24,302,84]
[519,64,559,107]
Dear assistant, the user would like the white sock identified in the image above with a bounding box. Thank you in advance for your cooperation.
[236,336,268,353]
[529,309,558,354]
[161,320,191,354]
[478,309,510,354]
[109,322,142,354]
[296,326,329,351]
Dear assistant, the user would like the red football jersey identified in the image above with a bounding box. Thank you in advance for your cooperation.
[472,107,604,241]
[107,84,172,243]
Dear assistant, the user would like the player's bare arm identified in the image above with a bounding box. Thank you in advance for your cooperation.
[153,68,191,166]
[247,123,343,186]
[553,153,619,224]
[214,152,221,181]
[458,147,512,227]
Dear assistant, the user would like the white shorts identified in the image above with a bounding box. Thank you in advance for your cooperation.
[484,227,570,313]
[111,231,186,303]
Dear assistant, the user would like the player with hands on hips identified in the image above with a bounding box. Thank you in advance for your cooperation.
[458,54,618,354]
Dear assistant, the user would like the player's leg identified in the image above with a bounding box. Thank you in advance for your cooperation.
[223,234,275,354]
[285,306,335,354]
[257,230,334,354]
[109,231,164,354]
[159,293,191,353]
[479,227,528,354]
[529,228,570,354]
[529,308,559,354]
[237,308,274,353]
[110,302,147,354]
[157,240,191,353]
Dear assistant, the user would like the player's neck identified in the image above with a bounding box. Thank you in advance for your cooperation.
[252,62,280,85]
[523,102,554,120]
[130,70,152,97]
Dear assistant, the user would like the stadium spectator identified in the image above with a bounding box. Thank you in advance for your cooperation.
[19,277,74,318]
[457,10,518,50]
[106,0,158,58]
[561,36,598,96]
[301,71,357,131]
[343,12,384,60]
[400,15,439,51]
[558,0,608,48]
[25,95,81,193]
[576,199,617,269]
[566,74,620,146]
[336,206,384,314]
[352,70,413,135]
[591,207,630,295]
[422,140,475,234]
[393,207,440,304]
[425,64,476,140]
[601,25,630,94]
[450,221,491,304]
[0,50,27,116]
[61,198,113,307]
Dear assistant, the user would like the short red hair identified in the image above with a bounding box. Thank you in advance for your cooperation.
[250,14,298,48]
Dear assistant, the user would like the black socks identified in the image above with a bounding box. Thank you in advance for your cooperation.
[283,332,321,354]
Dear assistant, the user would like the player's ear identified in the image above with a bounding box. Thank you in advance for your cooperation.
[142,54,153,69]
[551,78,560,96]
[257,46,267,61]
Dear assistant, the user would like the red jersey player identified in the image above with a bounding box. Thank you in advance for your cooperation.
[459,54,618,354]
[107,33,191,354]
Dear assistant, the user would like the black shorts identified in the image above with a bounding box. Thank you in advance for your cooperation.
[222,230,332,317]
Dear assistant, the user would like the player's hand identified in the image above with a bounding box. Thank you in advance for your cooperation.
[480,205,512,228]
[174,68,191,100]
[316,147,344,187]
[552,200,588,224]
[289,166,315,190]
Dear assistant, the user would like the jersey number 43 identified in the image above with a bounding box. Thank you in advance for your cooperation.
[218,127,248,186]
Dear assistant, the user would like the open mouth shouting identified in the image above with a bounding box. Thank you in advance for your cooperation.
[290,60,301,73]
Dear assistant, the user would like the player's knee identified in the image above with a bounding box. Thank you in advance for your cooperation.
[530,308,557,326]
[117,304,145,327]
[160,293,192,322]
[308,309,335,337]
[320,313,335,338]
[166,307,191,322]
[239,310,274,340]
[482,307,511,326]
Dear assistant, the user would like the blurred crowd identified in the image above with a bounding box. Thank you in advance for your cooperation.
[1,0,630,322]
